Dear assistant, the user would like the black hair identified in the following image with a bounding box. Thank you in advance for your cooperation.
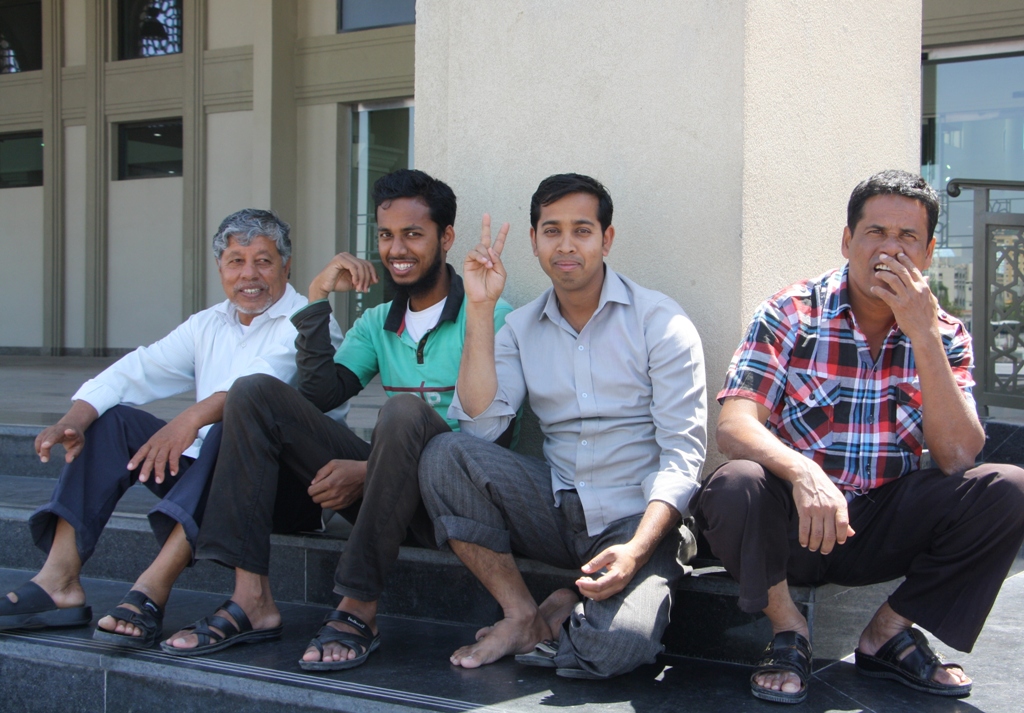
[530,173,613,232]
[372,169,457,234]
[847,170,940,240]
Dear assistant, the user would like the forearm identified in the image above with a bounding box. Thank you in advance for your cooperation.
[456,301,500,417]
[625,500,681,566]
[717,406,817,486]
[62,399,100,432]
[172,392,226,432]
[292,301,360,411]
[913,334,985,473]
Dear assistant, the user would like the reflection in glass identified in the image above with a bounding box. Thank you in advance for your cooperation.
[118,0,182,60]
[920,53,1024,330]
[117,119,183,179]
[339,0,415,32]
[0,131,43,188]
[348,104,414,326]
[0,0,42,73]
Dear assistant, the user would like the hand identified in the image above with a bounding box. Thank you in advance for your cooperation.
[870,252,941,344]
[35,423,87,464]
[575,543,642,602]
[309,253,378,301]
[789,459,856,555]
[463,214,509,305]
[307,459,367,511]
[128,415,201,484]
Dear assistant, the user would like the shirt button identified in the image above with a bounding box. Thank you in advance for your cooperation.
[582,393,588,398]
[867,412,874,424]
[578,345,584,351]
[581,440,588,445]
[240,343,247,348]
[579,482,585,488]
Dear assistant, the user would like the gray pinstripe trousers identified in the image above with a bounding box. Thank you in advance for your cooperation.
[420,431,694,677]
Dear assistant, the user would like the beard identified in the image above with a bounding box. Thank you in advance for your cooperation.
[383,244,445,299]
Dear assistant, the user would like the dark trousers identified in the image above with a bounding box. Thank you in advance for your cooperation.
[196,374,450,601]
[420,432,693,678]
[29,405,223,563]
[695,459,1024,652]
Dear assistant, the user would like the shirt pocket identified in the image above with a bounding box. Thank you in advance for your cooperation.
[780,373,840,451]
[890,382,924,455]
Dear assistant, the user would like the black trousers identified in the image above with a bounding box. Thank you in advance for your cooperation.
[29,405,223,562]
[695,459,1024,652]
[195,374,450,601]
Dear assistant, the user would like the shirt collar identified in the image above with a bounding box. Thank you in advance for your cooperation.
[383,264,465,334]
[539,266,631,325]
[820,264,852,320]
[213,283,299,326]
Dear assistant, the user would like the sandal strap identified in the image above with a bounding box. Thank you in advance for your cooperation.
[307,610,376,656]
[323,609,370,634]
[218,599,254,634]
[876,628,943,681]
[105,590,163,632]
[0,581,57,616]
[754,631,812,681]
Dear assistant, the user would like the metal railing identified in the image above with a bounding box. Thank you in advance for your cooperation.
[946,179,1024,416]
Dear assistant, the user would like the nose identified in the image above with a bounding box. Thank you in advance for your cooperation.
[555,232,575,253]
[239,257,259,278]
[389,235,408,256]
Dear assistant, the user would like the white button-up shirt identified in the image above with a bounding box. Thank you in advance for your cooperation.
[450,269,707,536]
[73,283,345,458]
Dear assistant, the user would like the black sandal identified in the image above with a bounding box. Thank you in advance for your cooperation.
[159,599,282,657]
[750,631,812,704]
[93,590,164,649]
[299,610,380,671]
[855,627,971,697]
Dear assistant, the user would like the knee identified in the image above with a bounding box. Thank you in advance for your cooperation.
[418,432,466,492]
[980,463,1024,522]
[699,460,769,516]
[376,394,434,435]
[225,373,285,414]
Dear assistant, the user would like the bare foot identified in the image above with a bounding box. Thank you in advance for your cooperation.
[538,588,579,633]
[451,612,551,669]
[858,604,971,688]
[164,602,280,650]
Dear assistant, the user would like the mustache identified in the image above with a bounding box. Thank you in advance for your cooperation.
[234,280,269,293]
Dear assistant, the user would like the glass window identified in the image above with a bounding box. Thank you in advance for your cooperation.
[117,119,183,179]
[921,52,1024,330]
[338,0,414,32]
[0,0,42,73]
[0,131,43,188]
[118,0,182,60]
[348,102,414,325]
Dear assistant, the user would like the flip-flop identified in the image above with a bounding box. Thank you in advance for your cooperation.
[0,581,92,631]
[159,599,282,657]
[515,639,558,668]
[855,627,972,697]
[750,631,811,704]
[299,610,380,671]
[93,590,164,649]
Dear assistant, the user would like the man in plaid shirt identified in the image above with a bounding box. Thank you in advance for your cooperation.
[696,170,1024,705]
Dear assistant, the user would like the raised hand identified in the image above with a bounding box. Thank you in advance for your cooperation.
[871,252,940,344]
[463,214,509,304]
[309,252,379,302]
[35,400,98,463]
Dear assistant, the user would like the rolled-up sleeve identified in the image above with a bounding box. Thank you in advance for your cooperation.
[640,305,707,517]
[451,322,526,441]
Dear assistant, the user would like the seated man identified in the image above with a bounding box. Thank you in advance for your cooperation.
[0,209,339,649]
[696,170,1024,704]
[161,169,513,670]
[419,173,707,679]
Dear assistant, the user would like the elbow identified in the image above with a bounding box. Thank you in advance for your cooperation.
[714,418,745,461]
[932,438,984,476]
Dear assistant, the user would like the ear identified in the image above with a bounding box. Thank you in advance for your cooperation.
[841,226,852,260]
[530,227,539,257]
[440,224,455,253]
[602,225,615,257]
[283,258,291,280]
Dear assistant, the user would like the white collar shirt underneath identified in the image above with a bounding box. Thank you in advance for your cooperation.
[72,283,346,459]
[449,269,708,537]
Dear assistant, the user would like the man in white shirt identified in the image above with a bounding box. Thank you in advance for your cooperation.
[0,209,339,650]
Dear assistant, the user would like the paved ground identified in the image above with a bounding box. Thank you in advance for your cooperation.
[0,355,387,431]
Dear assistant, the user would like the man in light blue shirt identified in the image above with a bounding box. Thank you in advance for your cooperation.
[419,173,707,679]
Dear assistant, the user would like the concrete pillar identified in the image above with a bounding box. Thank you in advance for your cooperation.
[415,0,921,460]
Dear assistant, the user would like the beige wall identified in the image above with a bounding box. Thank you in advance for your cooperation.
[416,0,921,464]
[0,187,44,346]
[63,124,87,348]
[106,177,184,348]
[207,0,254,50]
[293,102,340,297]
[205,110,254,306]
[63,0,86,67]
[923,0,1024,47]
[298,0,337,38]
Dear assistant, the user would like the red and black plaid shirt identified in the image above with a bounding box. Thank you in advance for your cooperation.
[719,266,975,494]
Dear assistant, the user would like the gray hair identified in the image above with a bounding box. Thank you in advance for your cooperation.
[212,209,292,263]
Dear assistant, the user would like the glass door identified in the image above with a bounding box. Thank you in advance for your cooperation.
[348,101,414,326]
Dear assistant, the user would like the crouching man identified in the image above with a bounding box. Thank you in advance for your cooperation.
[419,173,707,679]
[696,170,1024,704]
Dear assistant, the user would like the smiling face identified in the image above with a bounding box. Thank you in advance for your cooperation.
[841,194,935,310]
[376,196,454,299]
[217,234,290,325]
[530,192,615,298]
